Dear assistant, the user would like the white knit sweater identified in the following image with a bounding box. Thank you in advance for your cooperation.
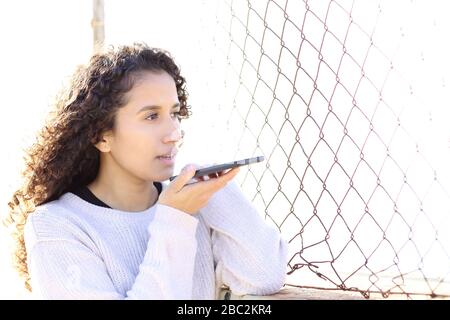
[24,180,288,299]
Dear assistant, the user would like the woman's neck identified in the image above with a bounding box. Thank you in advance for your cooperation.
[87,160,159,212]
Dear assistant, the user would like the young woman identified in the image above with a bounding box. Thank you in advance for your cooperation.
[6,43,288,299]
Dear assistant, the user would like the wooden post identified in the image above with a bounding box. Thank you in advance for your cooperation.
[92,0,105,54]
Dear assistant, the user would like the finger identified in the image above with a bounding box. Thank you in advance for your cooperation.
[190,163,206,181]
[196,163,218,180]
[208,172,219,179]
[195,176,206,182]
[202,167,240,190]
[222,167,240,181]
[217,169,229,177]
[183,167,240,196]
[170,164,198,191]
[195,164,211,181]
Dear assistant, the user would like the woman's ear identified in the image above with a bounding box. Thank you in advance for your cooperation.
[92,131,113,153]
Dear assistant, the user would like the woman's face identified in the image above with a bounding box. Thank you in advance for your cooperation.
[105,70,183,182]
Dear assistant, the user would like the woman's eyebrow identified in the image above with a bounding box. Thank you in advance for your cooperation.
[137,102,180,114]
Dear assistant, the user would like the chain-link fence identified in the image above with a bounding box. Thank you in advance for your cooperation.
[203,0,450,299]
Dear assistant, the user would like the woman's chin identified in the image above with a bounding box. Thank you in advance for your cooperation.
[150,171,174,182]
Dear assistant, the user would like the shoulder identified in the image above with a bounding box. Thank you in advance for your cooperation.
[27,194,81,226]
[24,194,92,249]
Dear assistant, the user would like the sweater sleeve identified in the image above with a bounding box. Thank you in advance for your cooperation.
[199,180,288,296]
[24,204,198,299]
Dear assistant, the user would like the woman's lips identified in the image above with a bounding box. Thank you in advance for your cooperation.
[157,154,175,165]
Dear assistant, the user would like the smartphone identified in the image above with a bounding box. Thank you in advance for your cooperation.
[169,155,265,182]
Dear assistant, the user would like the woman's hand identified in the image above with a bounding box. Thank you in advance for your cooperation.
[157,164,240,215]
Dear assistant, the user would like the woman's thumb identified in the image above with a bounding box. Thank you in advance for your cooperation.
[170,164,197,189]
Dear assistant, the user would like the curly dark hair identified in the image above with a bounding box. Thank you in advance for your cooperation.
[4,43,192,291]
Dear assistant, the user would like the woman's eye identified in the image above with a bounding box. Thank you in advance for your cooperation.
[147,113,158,120]
[146,112,182,121]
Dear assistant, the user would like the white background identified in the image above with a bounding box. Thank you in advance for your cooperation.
[1,0,449,298]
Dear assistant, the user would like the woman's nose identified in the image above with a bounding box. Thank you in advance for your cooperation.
[165,127,184,143]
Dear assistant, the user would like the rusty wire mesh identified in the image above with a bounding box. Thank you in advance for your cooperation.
[202,0,450,299]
